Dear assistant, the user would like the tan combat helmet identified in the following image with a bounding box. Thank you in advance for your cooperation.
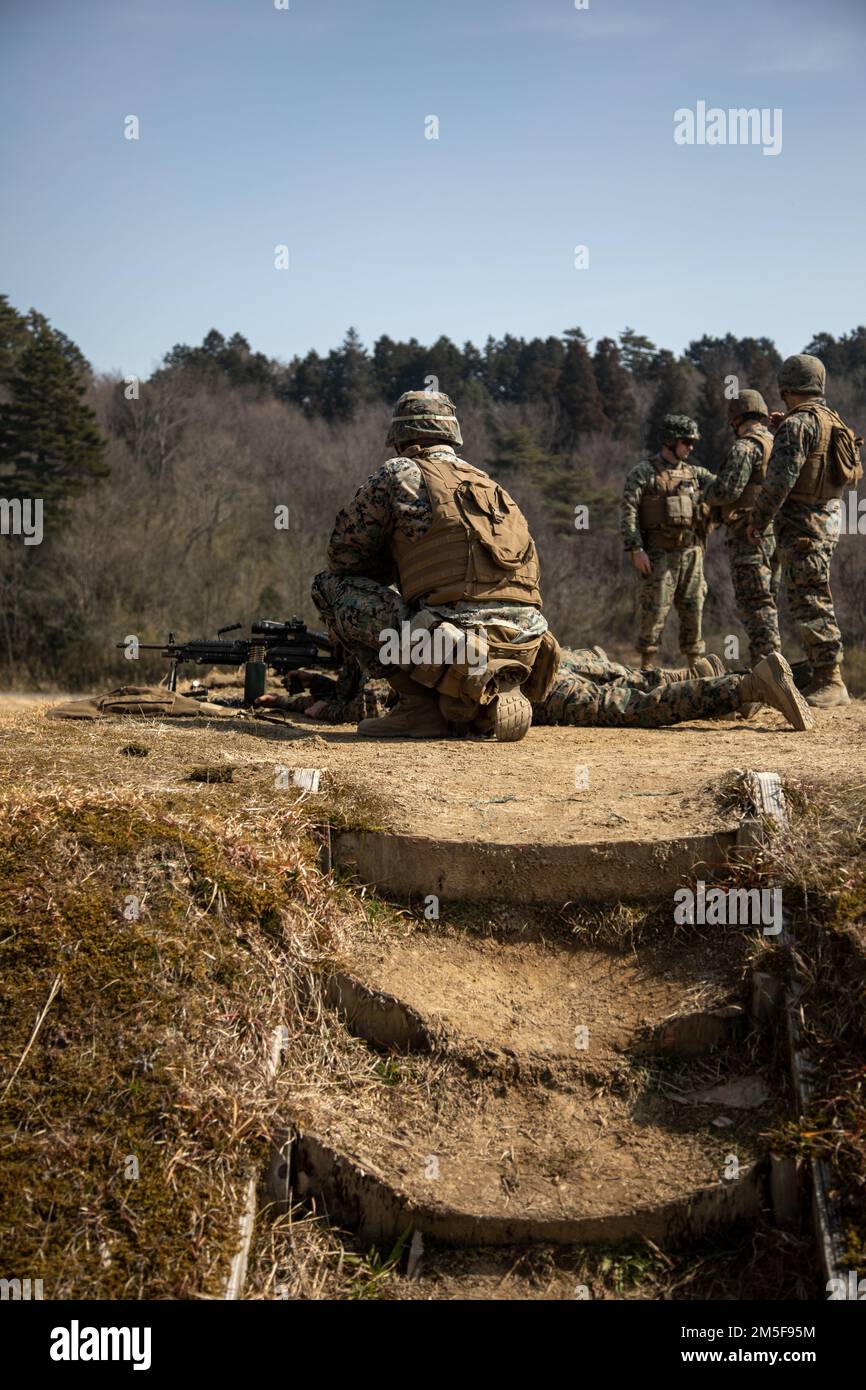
[385,391,463,449]
[728,389,769,424]
[777,354,826,395]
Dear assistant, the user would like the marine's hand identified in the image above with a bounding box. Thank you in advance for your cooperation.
[304,700,329,719]
[631,548,653,576]
[254,693,286,708]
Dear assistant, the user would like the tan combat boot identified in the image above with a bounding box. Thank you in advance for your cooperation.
[491,685,533,742]
[356,671,449,739]
[658,655,726,683]
[737,653,813,731]
[804,665,850,708]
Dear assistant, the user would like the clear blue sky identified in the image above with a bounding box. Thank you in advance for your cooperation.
[2,0,864,378]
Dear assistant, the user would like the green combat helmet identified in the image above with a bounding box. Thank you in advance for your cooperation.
[385,390,463,449]
[658,413,700,446]
[777,354,826,395]
[728,389,769,423]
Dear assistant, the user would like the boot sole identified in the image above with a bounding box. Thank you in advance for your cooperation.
[493,689,532,742]
[356,723,449,739]
[762,653,814,731]
[805,691,851,708]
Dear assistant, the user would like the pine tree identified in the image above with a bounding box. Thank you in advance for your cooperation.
[645,356,701,453]
[517,337,565,404]
[593,337,637,438]
[618,327,660,379]
[320,328,375,421]
[0,316,107,502]
[0,296,34,384]
[555,328,607,447]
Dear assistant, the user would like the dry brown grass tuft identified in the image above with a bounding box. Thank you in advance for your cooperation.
[0,706,390,1298]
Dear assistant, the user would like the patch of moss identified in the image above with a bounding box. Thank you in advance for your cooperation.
[0,793,328,1298]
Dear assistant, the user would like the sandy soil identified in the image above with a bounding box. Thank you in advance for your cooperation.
[1,693,862,846]
[341,928,741,1062]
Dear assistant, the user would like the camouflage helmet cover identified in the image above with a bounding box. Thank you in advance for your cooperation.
[777,354,825,394]
[385,390,463,448]
[728,389,769,422]
[659,413,700,446]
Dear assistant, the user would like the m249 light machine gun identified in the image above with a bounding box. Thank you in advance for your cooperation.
[119,618,340,705]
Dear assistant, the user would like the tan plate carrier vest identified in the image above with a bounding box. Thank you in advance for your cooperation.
[390,452,542,607]
[718,429,773,524]
[638,462,701,551]
[788,401,863,502]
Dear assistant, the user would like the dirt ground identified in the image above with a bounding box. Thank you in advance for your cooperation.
[1,694,863,845]
[339,927,740,1062]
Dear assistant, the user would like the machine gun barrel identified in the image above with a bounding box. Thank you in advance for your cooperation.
[116,617,339,702]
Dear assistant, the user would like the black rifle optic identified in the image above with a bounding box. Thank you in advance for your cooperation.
[118,618,340,704]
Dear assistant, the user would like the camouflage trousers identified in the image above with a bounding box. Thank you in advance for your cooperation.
[636,546,706,659]
[777,533,843,672]
[311,572,410,677]
[533,649,742,728]
[727,533,781,664]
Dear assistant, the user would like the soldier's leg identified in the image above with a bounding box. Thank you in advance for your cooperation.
[311,572,409,675]
[557,647,701,692]
[783,538,843,673]
[533,672,742,727]
[728,536,782,664]
[673,546,706,658]
[558,649,646,684]
[637,550,676,664]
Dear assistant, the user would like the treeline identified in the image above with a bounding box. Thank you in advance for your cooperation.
[1,296,865,689]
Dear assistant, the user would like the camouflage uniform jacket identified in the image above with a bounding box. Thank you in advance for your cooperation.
[326,448,547,642]
[702,428,775,538]
[749,398,840,543]
[621,455,716,551]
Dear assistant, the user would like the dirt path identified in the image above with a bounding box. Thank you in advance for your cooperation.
[2,696,861,845]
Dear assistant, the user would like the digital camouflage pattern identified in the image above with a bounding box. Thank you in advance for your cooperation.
[620,456,716,552]
[385,391,463,448]
[635,545,707,657]
[777,355,826,394]
[703,428,775,538]
[622,454,716,659]
[658,414,701,445]
[702,425,781,662]
[726,535,781,662]
[749,398,843,670]
[533,648,742,727]
[318,447,546,641]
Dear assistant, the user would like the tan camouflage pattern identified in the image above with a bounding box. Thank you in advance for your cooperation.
[534,649,741,727]
[749,398,844,670]
[621,455,716,551]
[777,355,826,394]
[703,427,781,662]
[727,535,782,662]
[635,544,707,658]
[317,448,546,664]
[385,390,463,448]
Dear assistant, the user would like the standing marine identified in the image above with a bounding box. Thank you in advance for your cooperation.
[702,390,781,664]
[620,414,715,666]
[310,391,559,741]
[747,354,862,707]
